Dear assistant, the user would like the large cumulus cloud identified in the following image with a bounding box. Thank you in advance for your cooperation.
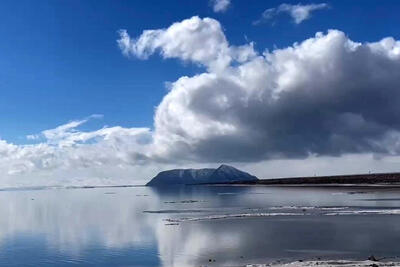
[121,16,400,162]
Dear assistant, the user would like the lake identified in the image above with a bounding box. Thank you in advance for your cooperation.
[0,185,400,266]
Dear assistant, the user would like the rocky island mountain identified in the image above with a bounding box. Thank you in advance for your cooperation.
[146,164,258,186]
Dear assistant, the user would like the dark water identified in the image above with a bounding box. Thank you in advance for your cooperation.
[1,185,400,266]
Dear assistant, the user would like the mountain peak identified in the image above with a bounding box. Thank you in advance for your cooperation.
[217,164,235,169]
[215,164,241,175]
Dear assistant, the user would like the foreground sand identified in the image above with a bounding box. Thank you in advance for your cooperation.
[246,260,400,266]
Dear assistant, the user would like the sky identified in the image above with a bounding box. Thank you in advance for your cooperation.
[1,0,400,187]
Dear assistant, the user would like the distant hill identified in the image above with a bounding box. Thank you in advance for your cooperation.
[232,172,400,185]
[146,164,258,186]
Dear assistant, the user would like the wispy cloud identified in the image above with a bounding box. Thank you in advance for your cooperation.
[210,0,231,13]
[0,115,154,186]
[254,3,329,25]
[26,134,40,140]
[41,114,104,146]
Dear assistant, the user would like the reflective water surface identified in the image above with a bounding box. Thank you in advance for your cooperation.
[1,185,400,266]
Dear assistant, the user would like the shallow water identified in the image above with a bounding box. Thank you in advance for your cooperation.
[0,185,400,266]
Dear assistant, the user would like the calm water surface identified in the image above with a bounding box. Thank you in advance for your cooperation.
[1,185,400,266]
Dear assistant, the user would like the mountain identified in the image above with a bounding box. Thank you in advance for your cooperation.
[146,164,258,186]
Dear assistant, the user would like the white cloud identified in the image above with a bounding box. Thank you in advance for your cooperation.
[210,0,231,13]
[147,27,400,164]
[254,3,329,25]
[26,134,39,140]
[0,116,156,187]
[117,16,256,72]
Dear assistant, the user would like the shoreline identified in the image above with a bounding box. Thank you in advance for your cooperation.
[221,171,400,187]
[250,260,400,267]
[242,256,400,267]
[208,183,400,188]
[259,259,400,266]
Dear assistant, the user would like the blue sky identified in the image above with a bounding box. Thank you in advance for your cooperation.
[1,0,399,143]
